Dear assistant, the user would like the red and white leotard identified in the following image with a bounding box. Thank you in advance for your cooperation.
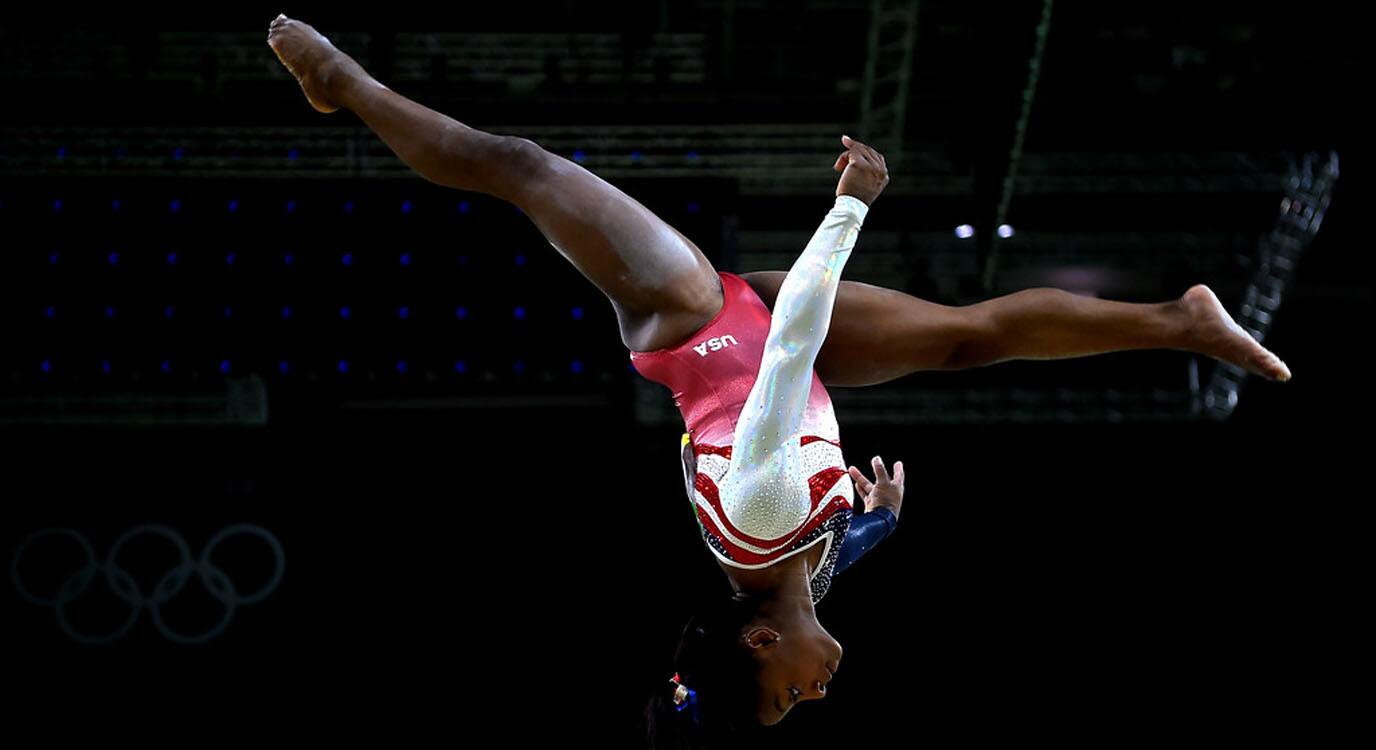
[630,195,869,603]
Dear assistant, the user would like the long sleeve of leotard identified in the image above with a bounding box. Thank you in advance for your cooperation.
[833,506,897,576]
[729,194,869,465]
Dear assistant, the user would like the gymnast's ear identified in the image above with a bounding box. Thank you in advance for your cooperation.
[741,625,781,651]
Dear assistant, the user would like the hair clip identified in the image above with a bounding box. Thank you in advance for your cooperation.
[668,673,696,711]
[668,672,701,725]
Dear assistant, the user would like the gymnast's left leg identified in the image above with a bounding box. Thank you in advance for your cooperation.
[266,14,723,354]
[738,272,1291,387]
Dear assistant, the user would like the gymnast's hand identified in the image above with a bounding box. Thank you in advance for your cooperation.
[849,455,904,521]
[833,135,890,206]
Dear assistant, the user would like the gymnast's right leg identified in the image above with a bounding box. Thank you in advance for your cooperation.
[266,14,723,352]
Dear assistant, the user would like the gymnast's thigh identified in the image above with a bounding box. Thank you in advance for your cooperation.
[738,270,980,387]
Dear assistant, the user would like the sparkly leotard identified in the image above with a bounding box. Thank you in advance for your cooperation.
[631,195,886,604]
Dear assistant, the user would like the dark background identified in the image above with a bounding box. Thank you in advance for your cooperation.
[1,2,1367,745]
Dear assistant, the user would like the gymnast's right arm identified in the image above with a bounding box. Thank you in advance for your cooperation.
[729,192,869,464]
[728,135,890,464]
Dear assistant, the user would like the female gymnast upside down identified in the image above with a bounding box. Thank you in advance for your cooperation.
[267,14,1291,745]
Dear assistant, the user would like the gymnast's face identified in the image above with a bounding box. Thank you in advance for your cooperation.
[742,621,843,725]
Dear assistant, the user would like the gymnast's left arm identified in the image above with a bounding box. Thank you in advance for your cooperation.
[834,455,905,575]
[833,506,898,576]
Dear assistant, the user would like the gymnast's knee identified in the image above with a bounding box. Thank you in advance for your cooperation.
[499,136,555,176]
[480,135,556,198]
[941,306,1001,370]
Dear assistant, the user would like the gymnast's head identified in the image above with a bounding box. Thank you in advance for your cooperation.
[641,592,843,747]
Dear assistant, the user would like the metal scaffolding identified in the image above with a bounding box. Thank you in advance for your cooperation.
[982,0,1053,294]
[1200,151,1338,420]
[859,0,920,166]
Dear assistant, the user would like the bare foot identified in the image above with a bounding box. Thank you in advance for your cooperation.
[1180,284,1292,382]
[266,14,363,113]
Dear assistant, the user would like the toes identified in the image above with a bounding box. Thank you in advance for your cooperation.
[1255,351,1291,381]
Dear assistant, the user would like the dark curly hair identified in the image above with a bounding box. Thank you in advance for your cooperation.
[641,595,764,749]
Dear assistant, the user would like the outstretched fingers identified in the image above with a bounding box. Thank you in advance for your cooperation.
[848,465,873,495]
[849,454,895,492]
[871,455,890,483]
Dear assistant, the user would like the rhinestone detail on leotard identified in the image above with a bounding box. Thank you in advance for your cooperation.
[690,435,854,605]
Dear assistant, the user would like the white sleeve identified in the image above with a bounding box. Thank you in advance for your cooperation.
[730,195,868,465]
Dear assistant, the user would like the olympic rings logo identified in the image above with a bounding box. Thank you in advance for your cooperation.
[10,524,285,645]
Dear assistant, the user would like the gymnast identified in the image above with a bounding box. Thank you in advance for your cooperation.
[266,14,1291,747]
